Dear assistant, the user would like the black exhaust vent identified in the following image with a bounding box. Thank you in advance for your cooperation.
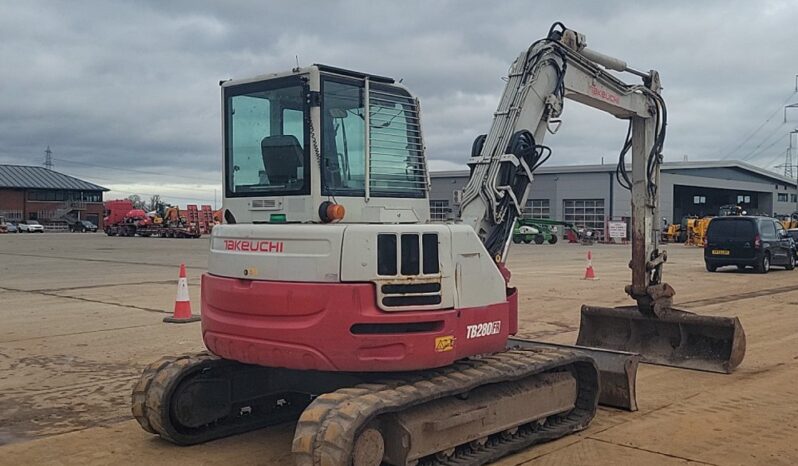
[381,283,441,294]
[383,295,442,307]
[351,321,443,334]
[422,233,439,274]
[401,234,420,275]
[377,234,397,275]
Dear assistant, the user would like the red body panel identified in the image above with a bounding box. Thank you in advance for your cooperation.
[201,274,518,372]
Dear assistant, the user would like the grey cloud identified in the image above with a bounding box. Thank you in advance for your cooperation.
[1,0,797,204]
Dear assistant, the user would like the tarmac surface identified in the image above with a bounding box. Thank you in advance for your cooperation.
[1,233,797,465]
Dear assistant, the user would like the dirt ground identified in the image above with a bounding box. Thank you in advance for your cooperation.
[1,233,797,465]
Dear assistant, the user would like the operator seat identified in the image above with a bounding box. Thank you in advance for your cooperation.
[260,135,303,186]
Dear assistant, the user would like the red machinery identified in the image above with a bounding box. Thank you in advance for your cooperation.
[103,199,201,238]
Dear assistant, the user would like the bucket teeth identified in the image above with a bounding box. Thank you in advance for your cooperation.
[577,305,746,374]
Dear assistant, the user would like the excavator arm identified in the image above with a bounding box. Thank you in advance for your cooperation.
[460,23,745,373]
[459,24,665,307]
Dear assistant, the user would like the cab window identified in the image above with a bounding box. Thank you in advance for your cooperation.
[224,77,309,197]
[321,79,366,195]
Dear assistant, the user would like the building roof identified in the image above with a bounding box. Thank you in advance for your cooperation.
[430,160,797,187]
[0,164,108,191]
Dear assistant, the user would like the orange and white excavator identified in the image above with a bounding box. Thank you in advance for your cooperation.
[133,23,745,466]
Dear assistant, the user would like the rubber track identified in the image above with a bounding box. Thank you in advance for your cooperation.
[292,348,598,466]
[131,352,218,443]
[132,351,305,445]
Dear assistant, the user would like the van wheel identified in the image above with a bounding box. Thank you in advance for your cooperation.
[705,261,717,272]
[786,253,796,270]
[755,253,770,274]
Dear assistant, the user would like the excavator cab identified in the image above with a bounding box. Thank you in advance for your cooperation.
[221,64,429,226]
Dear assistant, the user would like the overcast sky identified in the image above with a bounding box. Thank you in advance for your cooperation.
[1,0,797,205]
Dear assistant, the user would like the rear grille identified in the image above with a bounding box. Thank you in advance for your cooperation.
[378,232,439,277]
[377,232,442,309]
[250,199,280,210]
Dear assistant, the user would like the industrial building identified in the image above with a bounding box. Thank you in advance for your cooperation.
[430,160,798,240]
[0,164,108,229]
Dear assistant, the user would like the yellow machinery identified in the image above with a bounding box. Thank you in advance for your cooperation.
[663,223,682,242]
[685,217,711,247]
[777,213,798,229]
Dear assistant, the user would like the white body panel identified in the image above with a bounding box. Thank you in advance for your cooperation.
[223,195,429,224]
[208,223,507,310]
[209,224,346,282]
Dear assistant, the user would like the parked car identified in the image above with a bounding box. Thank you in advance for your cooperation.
[18,220,45,233]
[7,222,18,233]
[70,220,98,233]
[705,216,795,273]
[786,228,798,260]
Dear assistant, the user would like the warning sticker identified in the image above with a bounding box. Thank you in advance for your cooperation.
[434,336,455,352]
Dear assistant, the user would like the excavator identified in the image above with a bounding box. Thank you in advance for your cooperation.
[133,23,746,465]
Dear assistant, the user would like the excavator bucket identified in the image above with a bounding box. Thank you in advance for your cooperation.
[507,338,640,411]
[577,305,745,374]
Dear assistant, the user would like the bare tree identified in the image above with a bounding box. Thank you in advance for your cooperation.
[147,194,165,212]
[127,194,145,209]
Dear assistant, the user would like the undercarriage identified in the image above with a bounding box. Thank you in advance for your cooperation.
[132,348,599,466]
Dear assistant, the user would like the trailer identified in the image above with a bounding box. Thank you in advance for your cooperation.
[105,222,201,238]
[103,200,201,238]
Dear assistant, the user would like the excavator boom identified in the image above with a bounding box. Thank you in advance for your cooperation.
[458,23,745,373]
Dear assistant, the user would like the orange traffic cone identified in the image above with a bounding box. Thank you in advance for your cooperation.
[583,250,597,280]
[164,263,201,323]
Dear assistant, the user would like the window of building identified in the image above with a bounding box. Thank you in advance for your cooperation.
[778,193,788,202]
[27,190,102,203]
[430,200,450,222]
[28,190,68,201]
[792,194,798,203]
[564,199,605,240]
[75,191,102,202]
[523,199,550,219]
[693,196,706,204]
